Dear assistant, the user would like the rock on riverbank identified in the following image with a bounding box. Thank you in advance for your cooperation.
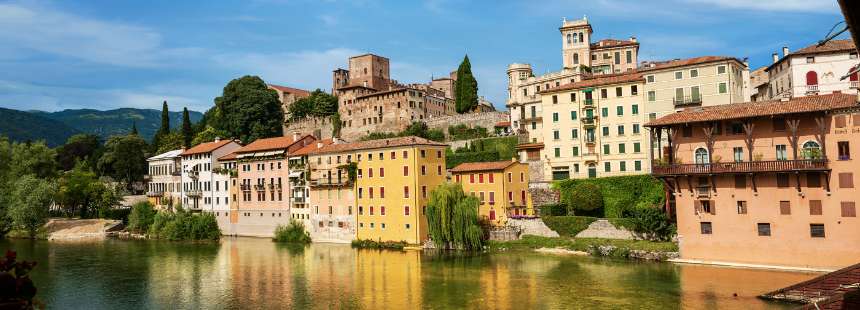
[44,218,123,241]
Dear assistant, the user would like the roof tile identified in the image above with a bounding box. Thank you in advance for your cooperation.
[310,136,446,155]
[450,160,516,172]
[181,139,237,156]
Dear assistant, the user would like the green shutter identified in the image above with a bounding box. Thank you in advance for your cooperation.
[603,144,609,154]
[634,142,641,153]
[573,147,579,156]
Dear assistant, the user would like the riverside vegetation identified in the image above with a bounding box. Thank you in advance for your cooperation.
[126,202,221,241]
[273,220,312,244]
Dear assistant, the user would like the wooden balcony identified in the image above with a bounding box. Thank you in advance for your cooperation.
[652,159,829,176]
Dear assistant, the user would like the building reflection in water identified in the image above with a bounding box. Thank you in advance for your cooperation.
[678,264,817,309]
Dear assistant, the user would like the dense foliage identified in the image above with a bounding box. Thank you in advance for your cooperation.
[360,122,445,142]
[8,175,56,238]
[541,216,598,237]
[148,207,221,241]
[426,183,485,250]
[288,89,338,121]
[191,126,228,147]
[447,124,488,141]
[0,250,38,307]
[628,208,676,241]
[351,239,407,250]
[0,138,62,237]
[128,201,157,233]
[445,150,499,169]
[273,220,311,244]
[454,55,479,113]
[565,183,603,215]
[97,134,149,189]
[554,175,664,218]
[55,134,102,171]
[155,131,184,154]
[55,163,121,218]
[209,75,283,143]
[182,108,194,148]
[444,136,518,169]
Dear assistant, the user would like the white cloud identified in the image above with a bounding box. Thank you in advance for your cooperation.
[681,0,839,12]
[0,1,200,67]
[0,80,204,112]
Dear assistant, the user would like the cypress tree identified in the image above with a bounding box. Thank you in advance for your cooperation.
[181,107,193,148]
[130,122,138,135]
[454,55,479,114]
[152,101,170,149]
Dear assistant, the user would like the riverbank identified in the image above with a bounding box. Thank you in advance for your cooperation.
[7,218,123,241]
[488,235,679,261]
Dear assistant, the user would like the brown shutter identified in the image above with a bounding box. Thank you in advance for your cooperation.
[839,173,855,188]
[694,200,701,214]
[780,201,791,215]
[853,114,860,127]
[809,200,823,215]
[734,175,746,188]
[835,115,847,128]
[710,200,716,215]
[807,172,821,188]
[842,202,856,217]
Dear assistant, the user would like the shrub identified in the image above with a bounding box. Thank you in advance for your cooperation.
[566,183,603,215]
[351,239,407,250]
[446,151,499,169]
[147,208,220,241]
[273,220,311,244]
[538,204,567,216]
[554,175,665,218]
[99,206,132,224]
[629,207,676,241]
[540,216,598,237]
[127,201,156,233]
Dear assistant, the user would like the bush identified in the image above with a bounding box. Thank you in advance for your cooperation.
[628,208,676,241]
[99,206,132,224]
[566,183,603,215]
[468,137,518,159]
[446,150,499,169]
[351,239,407,250]
[541,216,598,237]
[147,208,220,241]
[127,201,156,232]
[273,220,311,244]
[554,175,665,218]
[538,204,567,216]
[448,124,488,140]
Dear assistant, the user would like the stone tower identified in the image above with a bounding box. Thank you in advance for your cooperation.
[560,16,593,69]
[347,54,390,90]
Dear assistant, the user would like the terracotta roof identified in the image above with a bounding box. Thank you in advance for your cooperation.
[310,136,446,155]
[450,160,516,172]
[541,71,643,94]
[181,139,238,156]
[219,152,238,161]
[591,39,639,50]
[645,93,859,127]
[291,139,334,156]
[640,56,743,72]
[234,135,312,154]
[267,84,311,97]
[766,39,857,71]
[515,143,545,150]
[495,121,511,127]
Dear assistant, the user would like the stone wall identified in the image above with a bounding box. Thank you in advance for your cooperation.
[525,160,545,182]
[528,182,559,207]
[424,111,510,135]
[283,117,335,140]
[575,219,636,240]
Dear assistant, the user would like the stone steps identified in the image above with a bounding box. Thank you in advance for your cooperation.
[507,218,560,238]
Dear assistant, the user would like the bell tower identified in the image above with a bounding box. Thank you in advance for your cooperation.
[560,16,593,69]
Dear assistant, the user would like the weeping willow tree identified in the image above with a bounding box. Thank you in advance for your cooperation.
[426,183,485,250]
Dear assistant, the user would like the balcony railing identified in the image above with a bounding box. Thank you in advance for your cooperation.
[673,95,702,106]
[582,117,596,127]
[254,184,266,191]
[652,159,828,176]
[583,99,594,106]
[851,81,859,89]
[805,84,819,93]
[291,197,306,204]
[696,186,711,198]
[186,190,202,198]
[240,184,251,191]
[187,170,199,179]
[268,183,283,190]
[309,178,350,187]
[521,116,542,123]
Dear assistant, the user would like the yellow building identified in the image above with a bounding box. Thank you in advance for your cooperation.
[451,160,534,226]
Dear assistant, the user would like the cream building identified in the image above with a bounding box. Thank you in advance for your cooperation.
[146,149,183,209]
[537,72,650,179]
[763,39,858,100]
[180,139,243,212]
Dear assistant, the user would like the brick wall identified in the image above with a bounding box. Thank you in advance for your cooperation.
[283,117,335,140]
[424,111,510,135]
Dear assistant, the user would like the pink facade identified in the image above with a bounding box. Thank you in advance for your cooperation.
[648,93,860,270]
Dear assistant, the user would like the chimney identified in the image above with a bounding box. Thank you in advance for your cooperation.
[630,36,637,43]
[214,137,221,142]
[782,46,789,57]
[293,132,300,141]
[772,53,779,63]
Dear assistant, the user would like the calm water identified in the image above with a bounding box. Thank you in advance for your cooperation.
[1,237,816,309]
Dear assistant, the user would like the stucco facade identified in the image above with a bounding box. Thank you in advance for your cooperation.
[180,139,242,212]
[305,142,357,243]
[451,160,534,226]
[146,149,183,209]
[763,40,859,101]
[647,93,860,270]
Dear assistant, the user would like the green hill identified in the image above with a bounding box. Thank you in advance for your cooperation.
[0,107,81,147]
[30,108,203,141]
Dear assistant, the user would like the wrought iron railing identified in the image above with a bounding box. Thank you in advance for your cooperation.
[652,159,828,175]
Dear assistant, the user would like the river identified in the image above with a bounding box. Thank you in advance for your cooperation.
[1,237,816,309]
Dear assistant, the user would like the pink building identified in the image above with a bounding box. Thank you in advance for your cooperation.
[220,133,316,237]
[646,93,860,270]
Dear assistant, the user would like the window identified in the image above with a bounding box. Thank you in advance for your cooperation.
[631,85,638,95]
[718,82,727,94]
[614,52,620,65]
[603,144,610,155]
[674,71,683,80]
[839,173,854,188]
[601,107,608,117]
[806,56,815,64]
[733,147,744,162]
[690,69,698,78]
[802,141,821,159]
[757,223,771,236]
[617,125,625,136]
[810,224,825,238]
[776,145,788,160]
[700,222,712,234]
[404,186,410,198]
[552,95,558,104]
[779,201,791,215]
[631,104,639,115]
[602,127,609,137]
[572,147,579,156]
[777,173,790,188]
[633,124,640,134]
[838,141,851,160]
[717,66,726,74]
[699,200,713,214]
[675,88,684,102]
[618,143,626,154]
[615,87,622,97]
[616,106,623,116]
[626,50,632,63]
[403,166,409,176]
[633,142,640,153]
[570,110,577,120]
[646,75,655,83]
[420,150,426,158]
[737,201,748,214]
[604,162,611,172]
[380,168,385,177]
[478,174,484,183]
[552,112,559,122]
[553,130,560,140]
[634,160,641,171]
[647,91,656,102]
[694,148,709,164]
[601,89,607,99]
[809,200,823,215]
[554,148,560,158]
[570,93,576,102]
[842,202,857,217]
[619,161,626,171]
[571,129,579,139]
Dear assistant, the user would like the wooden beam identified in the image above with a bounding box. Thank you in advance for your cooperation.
[786,118,801,160]
[702,125,715,163]
[795,172,802,193]
[686,176,694,194]
[710,175,717,193]
[750,173,758,193]
[814,116,828,159]
[824,171,831,193]
[743,120,756,162]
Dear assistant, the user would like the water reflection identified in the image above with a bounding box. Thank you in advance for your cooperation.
[1,238,815,309]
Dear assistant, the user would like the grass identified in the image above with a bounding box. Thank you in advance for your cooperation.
[6,228,49,240]
[488,235,678,257]
[351,239,408,250]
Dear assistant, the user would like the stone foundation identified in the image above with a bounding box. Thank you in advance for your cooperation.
[575,219,636,240]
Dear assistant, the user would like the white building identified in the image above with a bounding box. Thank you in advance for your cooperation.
[764,39,859,100]
[180,139,242,212]
[145,149,183,209]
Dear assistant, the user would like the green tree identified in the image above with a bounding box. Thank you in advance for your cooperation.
[128,201,156,233]
[9,175,56,238]
[152,101,171,150]
[56,162,118,218]
[211,75,284,143]
[630,207,676,241]
[289,89,338,121]
[181,107,193,148]
[454,55,479,113]
[273,220,312,244]
[566,183,603,215]
[56,134,102,172]
[130,122,138,135]
[426,183,485,250]
[9,140,57,179]
[97,134,149,189]
[155,131,184,154]
[191,126,229,147]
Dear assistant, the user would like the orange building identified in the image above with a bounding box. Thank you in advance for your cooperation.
[646,93,860,270]
[450,160,534,226]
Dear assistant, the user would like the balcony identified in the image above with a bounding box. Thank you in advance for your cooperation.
[254,184,266,191]
[583,99,594,106]
[581,152,598,162]
[851,81,859,89]
[673,95,702,107]
[291,197,307,205]
[695,185,711,198]
[521,116,542,123]
[309,178,351,187]
[585,136,596,145]
[187,170,199,179]
[651,159,828,176]
[240,184,251,191]
[805,84,819,94]
[581,117,596,127]
[268,183,283,190]
[186,190,203,198]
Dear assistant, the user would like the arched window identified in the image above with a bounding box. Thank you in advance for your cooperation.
[573,53,579,65]
[695,148,709,164]
[587,163,597,178]
[567,34,572,44]
[850,72,858,82]
[806,71,818,86]
[802,141,822,159]
[578,32,584,43]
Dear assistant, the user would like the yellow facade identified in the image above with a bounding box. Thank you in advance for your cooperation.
[354,145,447,244]
[453,161,534,226]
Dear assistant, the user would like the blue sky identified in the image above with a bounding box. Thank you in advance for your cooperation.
[0,0,847,113]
